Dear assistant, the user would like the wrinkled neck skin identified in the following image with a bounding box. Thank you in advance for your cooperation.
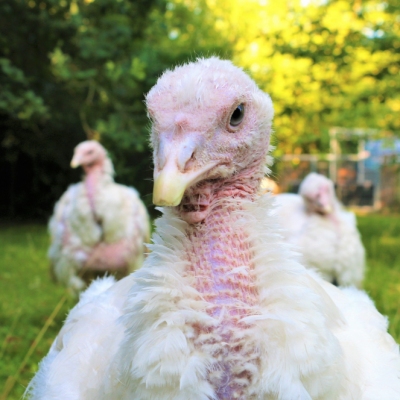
[83,161,109,216]
[180,161,264,313]
[175,159,265,400]
[178,158,264,224]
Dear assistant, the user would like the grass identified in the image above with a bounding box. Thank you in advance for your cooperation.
[357,214,400,341]
[1,216,400,398]
[0,225,75,399]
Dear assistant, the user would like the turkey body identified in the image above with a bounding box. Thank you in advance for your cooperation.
[29,196,400,400]
[49,150,150,293]
[28,58,400,399]
[275,190,365,287]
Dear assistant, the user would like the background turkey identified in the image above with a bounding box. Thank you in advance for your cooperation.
[48,140,150,294]
[275,172,365,287]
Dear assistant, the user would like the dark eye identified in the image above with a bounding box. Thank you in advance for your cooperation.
[229,103,245,127]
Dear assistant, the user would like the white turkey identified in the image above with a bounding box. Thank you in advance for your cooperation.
[275,172,365,287]
[27,58,400,399]
[48,140,150,294]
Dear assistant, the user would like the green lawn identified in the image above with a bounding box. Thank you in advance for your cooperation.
[358,214,400,341]
[0,225,76,400]
[1,216,400,399]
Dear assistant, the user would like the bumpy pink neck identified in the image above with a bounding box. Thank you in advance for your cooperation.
[84,163,104,217]
[187,204,258,310]
[181,164,263,399]
[183,162,263,312]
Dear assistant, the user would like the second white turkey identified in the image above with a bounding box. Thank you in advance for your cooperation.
[48,140,150,293]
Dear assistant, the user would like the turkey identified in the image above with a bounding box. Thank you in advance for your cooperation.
[274,172,365,287]
[48,140,150,294]
[27,58,400,399]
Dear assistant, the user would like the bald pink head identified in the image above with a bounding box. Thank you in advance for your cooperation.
[299,173,336,215]
[70,140,107,174]
[146,57,274,222]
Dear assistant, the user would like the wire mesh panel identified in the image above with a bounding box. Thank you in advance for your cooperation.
[272,129,400,209]
[275,157,374,207]
[381,156,400,211]
[275,159,329,194]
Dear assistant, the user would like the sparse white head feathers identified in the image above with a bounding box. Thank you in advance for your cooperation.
[299,172,336,215]
[146,57,274,209]
[71,140,107,169]
[70,140,114,177]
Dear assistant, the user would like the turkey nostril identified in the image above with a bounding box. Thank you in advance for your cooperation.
[184,151,196,172]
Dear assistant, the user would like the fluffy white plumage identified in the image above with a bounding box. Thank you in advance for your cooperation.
[275,173,365,287]
[48,141,150,293]
[27,58,400,399]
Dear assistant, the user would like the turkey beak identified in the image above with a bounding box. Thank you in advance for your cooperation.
[321,204,333,214]
[153,144,217,207]
[317,189,333,214]
[70,154,81,168]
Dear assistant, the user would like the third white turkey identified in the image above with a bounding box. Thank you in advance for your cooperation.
[275,172,365,287]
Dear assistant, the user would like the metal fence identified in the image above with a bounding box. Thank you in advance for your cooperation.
[275,156,375,208]
[273,128,400,210]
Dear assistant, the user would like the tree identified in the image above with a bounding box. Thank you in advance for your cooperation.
[0,0,86,218]
[0,0,161,218]
[206,0,400,156]
[0,0,234,218]
[2,0,398,218]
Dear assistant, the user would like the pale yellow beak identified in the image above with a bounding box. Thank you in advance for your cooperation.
[153,161,218,206]
[322,204,333,214]
[70,155,81,168]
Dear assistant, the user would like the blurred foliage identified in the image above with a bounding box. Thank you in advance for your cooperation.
[208,0,400,155]
[0,0,399,218]
[0,0,230,218]
[0,58,48,123]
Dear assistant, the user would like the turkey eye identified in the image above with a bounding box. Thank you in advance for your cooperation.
[229,104,245,127]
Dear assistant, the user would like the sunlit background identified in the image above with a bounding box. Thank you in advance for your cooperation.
[1,0,399,398]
